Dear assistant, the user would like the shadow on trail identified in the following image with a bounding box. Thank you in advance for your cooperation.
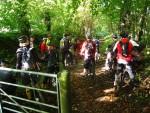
[70,60,148,113]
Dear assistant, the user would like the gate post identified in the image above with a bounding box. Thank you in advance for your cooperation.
[58,70,71,113]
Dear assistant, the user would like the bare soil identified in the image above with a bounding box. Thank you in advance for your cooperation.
[71,59,150,113]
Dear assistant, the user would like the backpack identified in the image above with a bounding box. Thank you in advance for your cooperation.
[16,46,38,70]
[21,47,31,70]
[60,37,70,50]
[119,38,129,57]
[85,41,95,57]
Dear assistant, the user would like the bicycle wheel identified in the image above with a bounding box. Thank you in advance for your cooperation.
[122,71,130,85]
[114,73,122,96]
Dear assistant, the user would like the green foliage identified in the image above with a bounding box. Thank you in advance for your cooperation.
[99,35,114,54]
[0,0,149,45]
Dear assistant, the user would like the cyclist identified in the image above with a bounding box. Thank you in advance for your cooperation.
[16,35,29,70]
[113,32,136,89]
[80,35,96,76]
[60,33,73,66]
[46,43,59,74]
[105,34,118,71]
[43,42,59,86]
[16,35,40,100]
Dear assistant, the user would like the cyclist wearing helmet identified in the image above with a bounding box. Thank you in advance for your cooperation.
[80,35,96,76]
[113,32,136,88]
[43,42,59,86]
[105,34,118,70]
[16,35,40,100]
[16,35,40,71]
[60,33,73,66]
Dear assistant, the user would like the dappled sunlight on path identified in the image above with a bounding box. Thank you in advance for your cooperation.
[70,59,149,113]
[71,60,120,113]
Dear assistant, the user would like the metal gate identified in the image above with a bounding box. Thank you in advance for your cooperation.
[0,67,60,113]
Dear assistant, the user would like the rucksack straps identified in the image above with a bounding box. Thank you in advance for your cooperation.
[119,38,129,57]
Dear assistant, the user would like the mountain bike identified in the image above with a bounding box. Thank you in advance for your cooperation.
[114,64,131,96]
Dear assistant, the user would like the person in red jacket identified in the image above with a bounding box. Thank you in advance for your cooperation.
[39,37,48,58]
[113,32,135,87]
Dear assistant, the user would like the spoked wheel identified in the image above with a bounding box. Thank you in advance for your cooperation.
[114,73,123,96]
[123,72,130,85]
[114,72,131,96]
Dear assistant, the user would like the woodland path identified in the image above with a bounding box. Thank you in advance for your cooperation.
[70,58,150,113]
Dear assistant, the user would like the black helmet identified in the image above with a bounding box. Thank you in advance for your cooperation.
[120,31,128,38]
[18,35,29,43]
[112,34,118,39]
[64,33,70,37]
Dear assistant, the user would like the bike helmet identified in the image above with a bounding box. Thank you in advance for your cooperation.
[120,31,128,38]
[18,35,29,43]
[112,34,118,39]
[64,33,70,38]
[18,35,29,47]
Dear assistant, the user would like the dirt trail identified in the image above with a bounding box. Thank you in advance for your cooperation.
[70,59,150,113]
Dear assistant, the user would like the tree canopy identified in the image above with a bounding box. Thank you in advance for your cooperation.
[0,0,149,43]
